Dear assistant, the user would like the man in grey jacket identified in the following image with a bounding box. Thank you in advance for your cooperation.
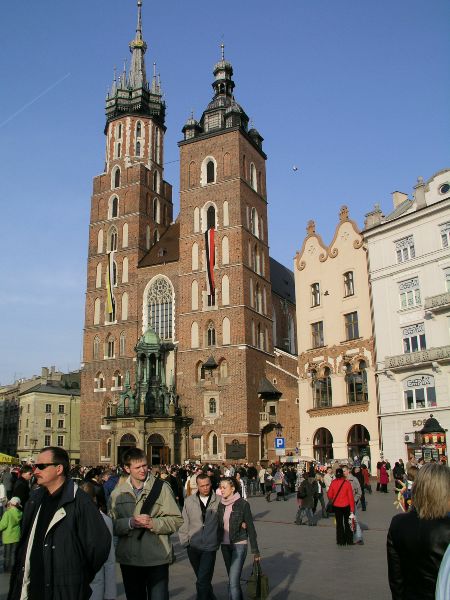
[178,473,220,600]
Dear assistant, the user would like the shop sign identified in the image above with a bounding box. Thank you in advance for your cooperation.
[399,278,420,292]
[402,323,424,337]
[405,375,433,389]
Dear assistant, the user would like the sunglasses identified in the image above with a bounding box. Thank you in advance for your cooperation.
[33,463,61,471]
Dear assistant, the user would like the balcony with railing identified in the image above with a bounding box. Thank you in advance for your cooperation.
[424,291,450,313]
[259,412,277,429]
[385,345,450,370]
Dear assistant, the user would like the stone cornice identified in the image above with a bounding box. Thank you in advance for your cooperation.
[307,402,369,418]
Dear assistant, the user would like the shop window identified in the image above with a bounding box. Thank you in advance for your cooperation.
[403,375,437,410]
[403,323,426,353]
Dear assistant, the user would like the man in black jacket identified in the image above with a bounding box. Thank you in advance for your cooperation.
[8,446,111,600]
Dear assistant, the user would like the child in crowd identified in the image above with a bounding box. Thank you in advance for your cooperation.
[0,497,22,572]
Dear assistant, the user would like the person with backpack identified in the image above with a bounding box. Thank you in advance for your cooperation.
[109,448,183,600]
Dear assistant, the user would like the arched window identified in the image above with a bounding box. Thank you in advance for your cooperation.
[223,200,229,226]
[194,207,200,233]
[191,280,199,311]
[207,322,216,346]
[153,229,159,244]
[113,370,123,388]
[223,153,231,177]
[250,163,257,191]
[122,257,129,283]
[106,439,112,458]
[113,167,121,189]
[251,208,259,237]
[263,287,267,315]
[105,335,115,358]
[191,322,199,348]
[260,217,264,241]
[221,275,230,306]
[222,317,230,345]
[251,320,256,346]
[147,277,174,340]
[313,428,334,463]
[120,433,136,447]
[109,196,119,219]
[136,121,142,138]
[136,141,141,157]
[313,367,332,408]
[209,398,217,415]
[122,223,128,248]
[347,425,370,461]
[95,263,102,288]
[257,323,264,350]
[221,236,229,265]
[108,227,118,252]
[346,361,368,404]
[192,242,199,271]
[206,160,215,184]
[207,206,216,230]
[211,433,218,455]
[219,359,228,380]
[119,332,126,356]
[256,283,262,313]
[95,371,105,390]
[250,278,254,308]
[195,361,204,382]
[97,229,104,254]
[121,292,128,321]
[153,170,158,192]
[94,298,101,325]
[146,225,151,250]
[93,336,100,360]
[153,198,160,223]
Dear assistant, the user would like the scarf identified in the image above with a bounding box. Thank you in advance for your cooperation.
[221,492,240,544]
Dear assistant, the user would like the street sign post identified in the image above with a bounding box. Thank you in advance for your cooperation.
[275,437,286,456]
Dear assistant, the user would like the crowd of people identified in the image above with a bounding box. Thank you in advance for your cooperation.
[0,450,447,600]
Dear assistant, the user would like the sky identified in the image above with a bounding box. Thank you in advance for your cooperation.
[0,0,449,384]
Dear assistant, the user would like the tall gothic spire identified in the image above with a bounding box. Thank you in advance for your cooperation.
[128,0,148,89]
[105,0,166,128]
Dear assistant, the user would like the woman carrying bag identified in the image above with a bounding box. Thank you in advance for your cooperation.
[326,468,355,546]
[217,477,260,600]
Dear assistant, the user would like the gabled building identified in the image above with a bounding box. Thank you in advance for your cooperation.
[294,207,380,470]
[80,2,299,465]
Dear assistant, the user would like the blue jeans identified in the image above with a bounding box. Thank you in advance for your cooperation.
[120,563,169,600]
[187,546,217,600]
[221,543,248,600]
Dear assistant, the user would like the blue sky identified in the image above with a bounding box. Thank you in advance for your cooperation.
[0,0,449,384]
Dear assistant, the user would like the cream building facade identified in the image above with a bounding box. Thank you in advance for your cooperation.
[294,207,380,472]
[17,369,81,464]
[364,169,450,463]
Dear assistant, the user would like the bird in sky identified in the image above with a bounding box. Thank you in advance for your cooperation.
[292,165,299,172]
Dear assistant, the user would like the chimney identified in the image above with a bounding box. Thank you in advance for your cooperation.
[413,176,426,210]
[392,191,409,209]
[41,367,49,382]
[364,203,384,229]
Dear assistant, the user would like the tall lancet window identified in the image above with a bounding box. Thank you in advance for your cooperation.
[147,277,174,340]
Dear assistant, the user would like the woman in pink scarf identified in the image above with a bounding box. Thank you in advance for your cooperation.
[217,478,260,600]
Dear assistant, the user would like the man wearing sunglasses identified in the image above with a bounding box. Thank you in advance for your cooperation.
[8,446,111,600]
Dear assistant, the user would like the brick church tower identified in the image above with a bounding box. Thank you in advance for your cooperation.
[176,46,275,461]
[80,1,175,464]
[80,2,299,466]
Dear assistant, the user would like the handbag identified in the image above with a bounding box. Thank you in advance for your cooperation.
[247,560,269,600]
[326,480,345,514]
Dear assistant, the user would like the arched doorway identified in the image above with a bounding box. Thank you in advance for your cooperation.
[313,428,334,463]
[147,433,169,465]
[347,424,370,461]
[117,433,137,465]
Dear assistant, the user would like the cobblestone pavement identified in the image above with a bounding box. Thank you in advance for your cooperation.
[0,487,397,599]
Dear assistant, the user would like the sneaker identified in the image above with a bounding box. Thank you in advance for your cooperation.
[355,540,364,545]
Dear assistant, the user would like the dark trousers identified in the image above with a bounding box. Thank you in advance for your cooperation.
[3,542,17,572]
[333,505,353,546]
[360,490,366,510]
[187,546,217,600]
[380,483,388,493]
[313,494,327,515]
[120,563,169,600]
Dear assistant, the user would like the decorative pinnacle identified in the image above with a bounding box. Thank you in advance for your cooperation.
[220,42,225,61]
[137,0,143,39]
